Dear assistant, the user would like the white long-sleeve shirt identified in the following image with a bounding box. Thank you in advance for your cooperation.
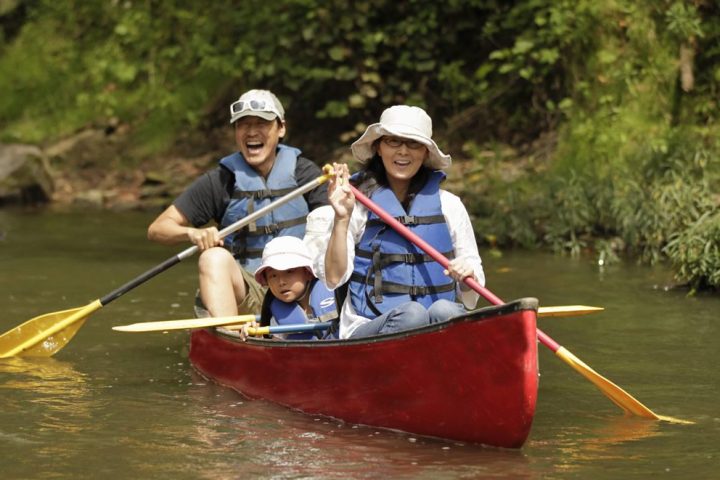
[304,190,485,339]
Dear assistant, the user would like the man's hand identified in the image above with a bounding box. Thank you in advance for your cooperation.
[187,226,224,251]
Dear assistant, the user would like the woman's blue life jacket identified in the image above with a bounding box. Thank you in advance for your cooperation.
[349,170,457,318]
[219,144,309,273]
[261,279,340,340]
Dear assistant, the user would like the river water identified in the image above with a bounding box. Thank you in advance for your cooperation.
[1,208,718,479]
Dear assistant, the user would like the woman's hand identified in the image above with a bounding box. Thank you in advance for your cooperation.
[444,257,475,288]
[324,162,353,287]
[328,162,354,221]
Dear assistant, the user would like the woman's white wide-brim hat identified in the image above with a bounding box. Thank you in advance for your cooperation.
[350,105,451,170]
[254,236,315,286]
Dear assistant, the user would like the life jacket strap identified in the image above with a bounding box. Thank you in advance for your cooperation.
[238,217,307,237]
[366,214,445,228]
[230,187,297,200]
[312,312,339,323]
[229,245,264,259]
[369,248,380,304]
[355,249,455,267]
[231,187,298,232]
[226,217,307,258]
[350,273,456,297]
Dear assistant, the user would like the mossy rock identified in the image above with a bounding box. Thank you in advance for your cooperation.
[0,143,53,204]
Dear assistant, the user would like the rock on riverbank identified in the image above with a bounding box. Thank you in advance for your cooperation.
[0,125,227,211]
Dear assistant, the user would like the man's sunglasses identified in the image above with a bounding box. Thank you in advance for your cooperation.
[230,99,270,115]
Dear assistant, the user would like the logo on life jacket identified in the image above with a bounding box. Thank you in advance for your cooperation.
[319,297,336,309]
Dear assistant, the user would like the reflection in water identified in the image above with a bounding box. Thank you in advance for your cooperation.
[0,356,90,395]
[0,357,95,434]
[526,413,683,479]
[184,372,535,480]
[588,416,662,448]
[551,416,662,469]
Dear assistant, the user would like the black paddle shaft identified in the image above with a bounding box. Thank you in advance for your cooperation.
[97,173,328,308]
[99,254,184,306]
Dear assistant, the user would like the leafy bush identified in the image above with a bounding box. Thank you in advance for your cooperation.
[1,0,720,290]
[665,211,720,292]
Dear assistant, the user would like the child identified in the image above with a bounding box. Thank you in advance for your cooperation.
[254,236,339,340]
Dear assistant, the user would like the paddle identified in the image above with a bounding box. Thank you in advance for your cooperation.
[112,314,259,333]
[109,304,602,335]
[538,305,603,317]
[113,316,332,336]
[348,183,668,421]
[240,322,333,336]
[0,168,333,358]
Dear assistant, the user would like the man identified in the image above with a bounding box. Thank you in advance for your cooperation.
[148,89,328,317]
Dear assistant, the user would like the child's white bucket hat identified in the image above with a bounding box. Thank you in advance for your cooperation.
[254,236,315,286]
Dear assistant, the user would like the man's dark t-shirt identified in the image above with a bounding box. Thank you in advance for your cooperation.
[174,156,329,227]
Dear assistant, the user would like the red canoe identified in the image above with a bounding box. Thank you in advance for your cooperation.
[189,297,539,448]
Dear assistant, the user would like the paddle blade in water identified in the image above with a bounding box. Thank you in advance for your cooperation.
[21,318,88,357]
[538,305,604,318]
[0,302,102,358]
[555,347,659,418]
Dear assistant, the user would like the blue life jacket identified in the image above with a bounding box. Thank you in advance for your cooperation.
[269,279,339,340]
[219,145,309,273]
[349,171,456,318]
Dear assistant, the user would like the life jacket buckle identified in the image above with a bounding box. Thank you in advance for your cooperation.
[253,189,272,199]
[408,285,429,296]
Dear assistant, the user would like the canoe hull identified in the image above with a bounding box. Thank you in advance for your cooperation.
[189,298,539,448]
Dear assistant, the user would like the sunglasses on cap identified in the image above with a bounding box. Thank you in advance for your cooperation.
[381,137,425,150]
[230,99,273,115]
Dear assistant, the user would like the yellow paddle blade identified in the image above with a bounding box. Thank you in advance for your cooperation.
[656,414,695,424]
[112,314,258,332]
[538,305,604,318]
[21,318,88,357]
[555,347,659,418]
[0,301,103,358]
[555,347,693,424]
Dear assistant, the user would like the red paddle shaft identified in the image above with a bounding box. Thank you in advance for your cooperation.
[349,185,561,352]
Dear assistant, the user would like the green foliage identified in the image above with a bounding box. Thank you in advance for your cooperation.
[665,211,720,292]
[665,1,703,40]
[0,0,614,146]
[477,125,720,288]
[1,0,720,290]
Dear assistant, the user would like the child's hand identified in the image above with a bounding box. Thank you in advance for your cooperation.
[239,319,259,341]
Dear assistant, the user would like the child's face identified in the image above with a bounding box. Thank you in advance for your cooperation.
[265,267,313,303]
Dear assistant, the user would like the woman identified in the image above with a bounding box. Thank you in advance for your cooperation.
[315,105,485,339]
